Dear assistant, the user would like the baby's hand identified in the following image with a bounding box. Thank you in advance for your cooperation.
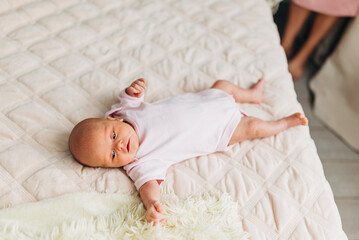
[146,201,166,225]
[126,78,146,98]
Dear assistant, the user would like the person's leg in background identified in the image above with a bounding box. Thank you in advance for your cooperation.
[281,2,311,58]
[288,12,339,80]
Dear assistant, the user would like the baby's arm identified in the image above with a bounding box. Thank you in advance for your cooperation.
[139,180,165,225]
[105,79,146,117]
[126,78,146,98]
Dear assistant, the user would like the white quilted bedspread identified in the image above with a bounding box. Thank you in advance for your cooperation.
[0,0,347,239]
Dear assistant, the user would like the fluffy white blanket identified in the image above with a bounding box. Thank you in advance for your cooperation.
[0,189,249,240]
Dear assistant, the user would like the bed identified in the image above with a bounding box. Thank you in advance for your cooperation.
[0,0,348,239]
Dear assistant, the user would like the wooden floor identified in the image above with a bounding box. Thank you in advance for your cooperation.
[294,79,359,240]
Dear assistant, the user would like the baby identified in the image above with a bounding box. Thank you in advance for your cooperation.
[68,78,307,225]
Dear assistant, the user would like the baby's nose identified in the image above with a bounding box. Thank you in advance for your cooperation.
[116,139,125,152]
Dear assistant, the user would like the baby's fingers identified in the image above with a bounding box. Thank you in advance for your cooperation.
[146,209,165,225]
[127,86,140,94]
[136,78,146,85]
[151,214,166,226]
[154,201,164,214]
[135,78,146,89]
[148,209,160,219]
[136,80,146,89]
[131,83,144,92]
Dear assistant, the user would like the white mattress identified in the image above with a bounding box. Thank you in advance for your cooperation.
[0,0,347,239]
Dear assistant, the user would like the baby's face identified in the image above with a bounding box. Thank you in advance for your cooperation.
[74,117,139,168]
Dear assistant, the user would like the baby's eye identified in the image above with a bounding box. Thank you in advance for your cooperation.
[112,132,116,140]
[112,150,115,159]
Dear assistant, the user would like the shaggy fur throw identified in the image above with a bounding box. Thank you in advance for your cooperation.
[0,188,249,240]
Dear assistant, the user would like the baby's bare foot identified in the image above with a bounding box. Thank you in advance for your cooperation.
[285,113,308,128]
[250,78,265,104]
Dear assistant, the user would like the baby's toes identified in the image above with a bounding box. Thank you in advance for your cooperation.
[295,113,308,126]
[301,116,308,126]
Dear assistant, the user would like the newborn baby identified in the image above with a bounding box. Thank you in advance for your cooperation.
[68,78,307,224]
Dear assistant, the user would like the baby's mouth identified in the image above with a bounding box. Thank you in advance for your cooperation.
[127,138,130,152]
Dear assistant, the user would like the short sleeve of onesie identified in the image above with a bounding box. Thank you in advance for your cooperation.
[105,89,144,118]
[124,159,169,190]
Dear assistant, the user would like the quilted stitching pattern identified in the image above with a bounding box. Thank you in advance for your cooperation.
[0,0,347,239]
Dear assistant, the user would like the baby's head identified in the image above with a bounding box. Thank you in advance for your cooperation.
[68,117,139,168]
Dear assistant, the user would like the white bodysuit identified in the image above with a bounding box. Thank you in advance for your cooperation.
[105,88,244,190]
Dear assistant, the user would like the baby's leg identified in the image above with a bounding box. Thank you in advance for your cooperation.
[211,79,264,104]
[228,113,308,145]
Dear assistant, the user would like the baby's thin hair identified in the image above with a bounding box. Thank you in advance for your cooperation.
[68,118,104,167]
